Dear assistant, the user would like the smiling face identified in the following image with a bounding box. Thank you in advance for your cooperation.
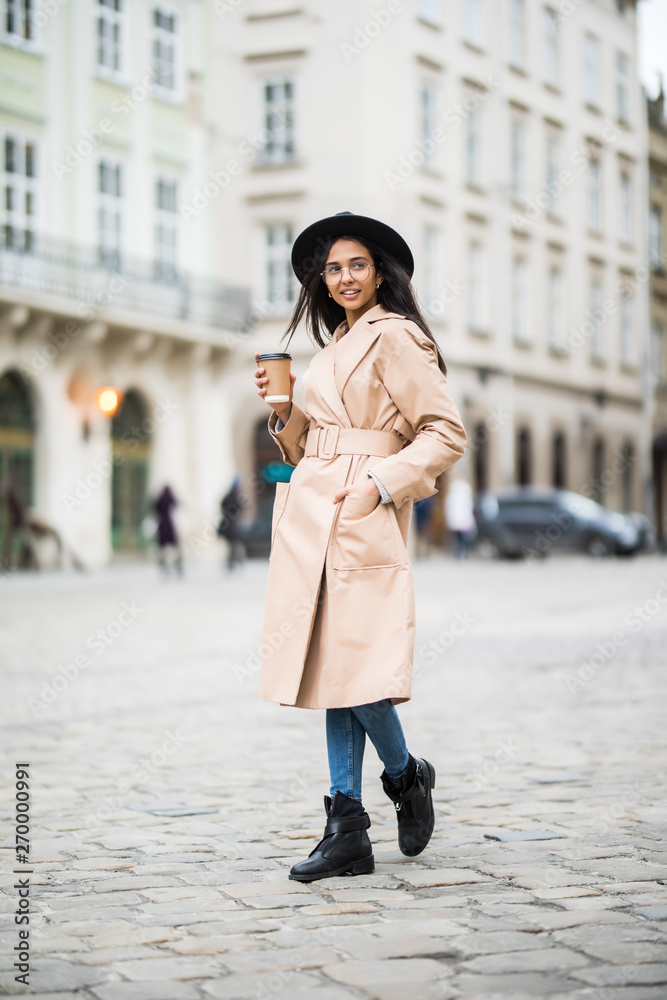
[323,238,382,320]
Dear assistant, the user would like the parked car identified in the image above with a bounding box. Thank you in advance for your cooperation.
[473,488,642,559]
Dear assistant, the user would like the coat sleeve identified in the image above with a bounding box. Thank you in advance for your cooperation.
[268,403,311,467]
[368,326,467,510]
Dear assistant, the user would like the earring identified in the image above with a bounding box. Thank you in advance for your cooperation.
[328,292,332,298]
[376,284,381,289]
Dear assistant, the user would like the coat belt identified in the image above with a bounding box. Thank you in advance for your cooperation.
[304,426,403,460]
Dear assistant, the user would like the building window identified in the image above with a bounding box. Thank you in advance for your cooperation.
[97,0,123,77]
[584,34,600,108]
[152,7,179,94]
[464,0,483,46]
[511,122,526,201]
[468,242,487,332]
[616,52,629,123]
[423,227,442,316]
[589,278,604,361]
[5,0,34,42]
[473,422,489,493]
[552,432,566,489]
[548,267,564,351]
[587,158,602,233]
[544,8,558,86]
[509,0,525,68]
[650,204,664,270]
[420,83,438,165]
[516,427,532,486]
[98,160,123,269]
[546,135,561,216]
[259,79,295,166]
[619,171,631,244]
[467,105,482,187]
[619,290,633,365]
[2,135,37,251]
[155,178,178,282]
[512,257,529,343]
[264,224,295,313]
[621,442,633,512]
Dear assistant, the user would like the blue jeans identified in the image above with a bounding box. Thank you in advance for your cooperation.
[326,699,410,802]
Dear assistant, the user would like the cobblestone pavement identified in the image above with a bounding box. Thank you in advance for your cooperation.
[2,553,667,1000]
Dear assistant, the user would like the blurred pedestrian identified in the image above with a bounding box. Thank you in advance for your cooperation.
[217,477,246,570]
[445,478,476,559]
[154,485,183,577]
[254,212,466,882]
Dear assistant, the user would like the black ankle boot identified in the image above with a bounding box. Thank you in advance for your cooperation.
[381,754,436,857]
[288,791,375,882]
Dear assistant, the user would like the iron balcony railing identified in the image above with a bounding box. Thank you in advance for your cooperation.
[0,234,253,335]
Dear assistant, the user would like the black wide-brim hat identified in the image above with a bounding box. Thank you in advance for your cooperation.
[291,211,414,285]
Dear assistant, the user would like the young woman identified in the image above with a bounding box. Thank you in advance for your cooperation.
[254,212,466,882]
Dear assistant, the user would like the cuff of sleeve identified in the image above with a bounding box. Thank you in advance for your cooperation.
[367,470,393,504]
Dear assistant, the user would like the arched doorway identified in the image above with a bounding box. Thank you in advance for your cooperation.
[552,432,567,489]
[0,370,35,566]
[516,427,532,486]
[111,390,151,552]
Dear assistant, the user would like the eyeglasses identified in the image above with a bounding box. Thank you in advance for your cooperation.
[321,262,374,285]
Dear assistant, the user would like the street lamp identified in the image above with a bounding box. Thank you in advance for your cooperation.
[96,386,122,418]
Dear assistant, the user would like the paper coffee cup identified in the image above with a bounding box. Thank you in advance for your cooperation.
[257,352,292,403]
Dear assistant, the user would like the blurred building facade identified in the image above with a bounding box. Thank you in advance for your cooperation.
[0,0,250,568]
[1,0,661,568]
[213,0,653,533]
[648,83,667,546]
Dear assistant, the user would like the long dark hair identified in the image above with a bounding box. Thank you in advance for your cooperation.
[282,235,447,376]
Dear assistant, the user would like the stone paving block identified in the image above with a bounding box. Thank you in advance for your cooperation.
[201,970,327,998]
[111,957,223,980]
[571,963,667,987]
[453,929,550,957]
[636,906,667,920]
[222,944,341,973]
[71,857,136,870]
[325,888,415,902]
[218,880,314,898]
[339,933,460,962]
[93,876,184,893]
[460,946,591,974]
[519,908,642,931]
[577,940,667,964]
[93,983,202,1000]
[299,902,379,915]
[86,926,180,948]
[242,893,325,908]
[398,868,491,888]
[163,934,271,955]
[138,886,225,903]
[322,957,450,989]
[185,914,288,934]
[453,972,584,996]
[44,891,145,909]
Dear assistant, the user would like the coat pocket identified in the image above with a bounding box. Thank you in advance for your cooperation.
[270,482,290,550]
[333,492,402,570]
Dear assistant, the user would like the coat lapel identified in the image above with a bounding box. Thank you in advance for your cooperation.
[308,335,352,428]
[333,304,406,400]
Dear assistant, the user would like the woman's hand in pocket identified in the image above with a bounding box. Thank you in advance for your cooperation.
[333,480,381,505]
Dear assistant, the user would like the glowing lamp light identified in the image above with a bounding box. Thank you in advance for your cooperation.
[97,386,121,417]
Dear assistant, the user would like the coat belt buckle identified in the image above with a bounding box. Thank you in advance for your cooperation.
[319,425,339,460]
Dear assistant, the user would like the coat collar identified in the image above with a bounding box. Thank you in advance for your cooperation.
[309,305,405,426]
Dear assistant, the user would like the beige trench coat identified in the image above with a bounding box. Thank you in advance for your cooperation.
[259,303,467,710]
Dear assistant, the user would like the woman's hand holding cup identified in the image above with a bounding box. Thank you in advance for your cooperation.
[255,351,295,422]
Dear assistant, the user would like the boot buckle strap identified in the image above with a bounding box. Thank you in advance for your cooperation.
[324,813,371,836]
